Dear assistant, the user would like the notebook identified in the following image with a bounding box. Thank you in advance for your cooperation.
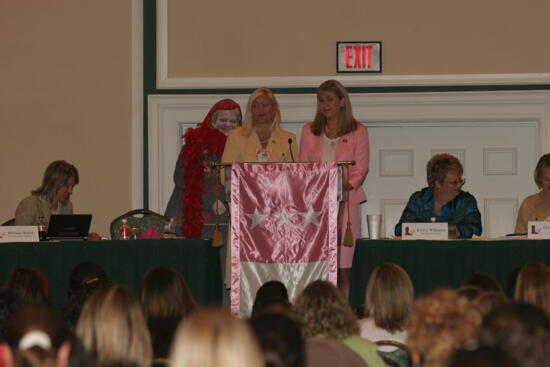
[46,214,92,241]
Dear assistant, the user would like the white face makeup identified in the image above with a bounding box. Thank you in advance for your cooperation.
[212,109,240,135]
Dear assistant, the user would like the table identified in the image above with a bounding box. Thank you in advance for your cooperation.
[349,238,550,310]
[0,238,222,309]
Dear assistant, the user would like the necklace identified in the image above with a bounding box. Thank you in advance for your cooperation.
[325,126,339,139]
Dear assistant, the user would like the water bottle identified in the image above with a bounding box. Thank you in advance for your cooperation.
[38,215,48,241]
[119,218,130,240]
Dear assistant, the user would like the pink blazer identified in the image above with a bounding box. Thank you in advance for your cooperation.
[299,123,369,204]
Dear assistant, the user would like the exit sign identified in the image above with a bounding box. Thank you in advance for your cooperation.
[337,42,382,73]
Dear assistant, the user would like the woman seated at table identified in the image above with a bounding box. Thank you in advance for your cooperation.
[394,153,482,239]
[221,87,298,165]
[15,160,79,225]
[515,153,550,234]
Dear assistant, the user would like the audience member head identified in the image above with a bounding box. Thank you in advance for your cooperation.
[405,288,481,367]
[2,305,74,367]
[311,79,358,136]
[7,269,49,306]
[461,272,503,294]
[76,284,151,367]
[293,280,358,340]
[251,281,289,317]
[364,263,414,333]
[140,266,197,359]
[31,161,79,203]
[533,153,550,189]
[243,88,281,134]
[426,153,463,188]
[478,302,550,367]
[251,296,294,319]
[170,307,263,367]
[0,287,21,342]
[250,312,304,367]
[62,263,111,328]
[457,286,483,301]
[469,291,509,318]
[514,263,550,314]
[448,346,518,367]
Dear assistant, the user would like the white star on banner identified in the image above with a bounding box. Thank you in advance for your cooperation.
[274,208,295,228]
[245,208,268,229]
[300,206,322,227]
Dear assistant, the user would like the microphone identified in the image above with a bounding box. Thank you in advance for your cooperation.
[288,138,295,162]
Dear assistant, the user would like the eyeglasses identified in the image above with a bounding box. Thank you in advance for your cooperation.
[448,178,466,186]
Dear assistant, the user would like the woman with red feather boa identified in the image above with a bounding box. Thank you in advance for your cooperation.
[164,99,242,239]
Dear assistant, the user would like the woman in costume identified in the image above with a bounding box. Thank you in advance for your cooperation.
[164,99,242,238]
[299,79,369,298]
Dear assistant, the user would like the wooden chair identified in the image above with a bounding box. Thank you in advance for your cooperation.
[109,209,169,240]
[375,340,411,367]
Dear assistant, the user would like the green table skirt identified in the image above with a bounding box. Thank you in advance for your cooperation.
[0,238,222,309]
[350,238,550,310]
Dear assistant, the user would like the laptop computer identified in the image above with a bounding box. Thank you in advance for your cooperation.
[46,214,92,241]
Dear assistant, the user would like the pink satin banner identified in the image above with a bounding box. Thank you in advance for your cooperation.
[230,162,339,316]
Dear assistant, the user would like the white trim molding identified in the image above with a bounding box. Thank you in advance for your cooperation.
[156,1,550,89]
[132,0,144,209]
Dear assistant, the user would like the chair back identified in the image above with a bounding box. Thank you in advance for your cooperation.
[110,209,169,240]
[375,340,411,367]
[2,218,15,226]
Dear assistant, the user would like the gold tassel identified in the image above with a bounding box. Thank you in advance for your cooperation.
[212,224,224,247]
[343,222,354,247]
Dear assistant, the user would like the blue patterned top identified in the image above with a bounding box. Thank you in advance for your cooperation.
[394,187,482,238]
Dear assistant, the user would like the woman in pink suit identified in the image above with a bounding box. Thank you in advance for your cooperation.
[299,80,369,298]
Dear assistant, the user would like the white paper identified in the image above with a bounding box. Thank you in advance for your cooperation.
[402,222,448,240]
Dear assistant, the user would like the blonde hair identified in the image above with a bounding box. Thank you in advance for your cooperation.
[76,285,152,367]
[242,87,281,136]
[514,263,550,315]
[364,263,413,332]
[310,79,359,136]
[406,289,481,367]
[293,280,358,339]
[170,307,263,367]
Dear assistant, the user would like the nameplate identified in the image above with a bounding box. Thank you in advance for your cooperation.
[527,221,550,239]
[402,222,448,240]
[0,226,39,243]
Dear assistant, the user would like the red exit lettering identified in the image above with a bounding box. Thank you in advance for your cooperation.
[345,45,373,70]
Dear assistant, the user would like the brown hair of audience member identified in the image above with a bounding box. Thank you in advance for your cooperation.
[139,266,197,360]
[76,284,151,367]
[31,160,79,203]
[426,154,463,188]
[7,268,49,306]
[469,291,509,318]
[461,272,504,294]
[478,303,550,367]
[514,263,550,315]
[293,280,358,340]
[2,305,74,367]
[534,153,550,189]
[169,307,263,367]
[310,79,359,137]
[364,263,414,333]
[406,288,481,367]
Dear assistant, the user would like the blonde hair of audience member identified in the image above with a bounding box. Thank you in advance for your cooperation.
[364,263,414,333]
[406,288,481,367]
[310,79,359,137]
[1,305,73,367]
[426,154,463,188]
[293,280,358,339]
[169,307,264,367]
[76,284,152,367]
[514,263,550,315]
[241,87,282,136]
